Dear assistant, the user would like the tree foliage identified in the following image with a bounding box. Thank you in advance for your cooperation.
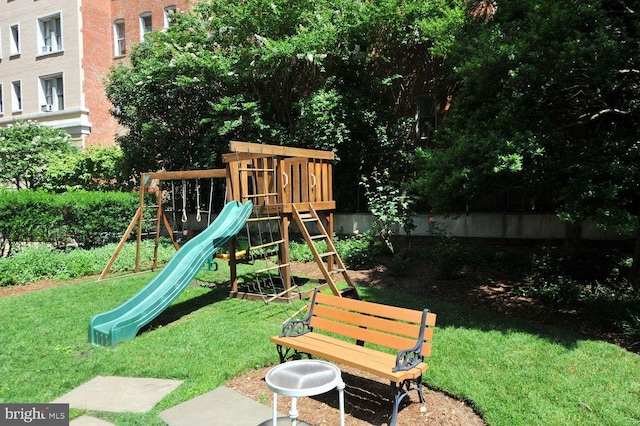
[43,146,126,192]
[106,0,467,210]
[416,0,640,285]
[417,0,640,230]
[0,121,75,190]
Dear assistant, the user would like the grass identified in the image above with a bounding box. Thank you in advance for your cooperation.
[1,272,639,425]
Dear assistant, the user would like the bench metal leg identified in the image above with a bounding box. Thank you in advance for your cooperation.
[390,377,425,426]
[275,345,312,363]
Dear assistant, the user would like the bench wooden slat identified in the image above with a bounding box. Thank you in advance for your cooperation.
[306,333,430,379]
[314,292,429,324]
[310,316,421,352]
[271,333,428,382]
[311,304,424,339]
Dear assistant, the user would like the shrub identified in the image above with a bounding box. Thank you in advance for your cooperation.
[428,238,465,279]
[521,247,640,347]
[622,314,640,350]
[0,239,177,286]
[0,189,139,253]
[289,233,381,270]
[335,233,383,270]
[43,146,126,192]
[289,239,326,263]
[58,191,139,248]
[0,190,65,252]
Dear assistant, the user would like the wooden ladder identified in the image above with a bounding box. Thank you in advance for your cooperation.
[292,204,359,299]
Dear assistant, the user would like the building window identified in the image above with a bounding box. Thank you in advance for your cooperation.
[0,85,4,115]
[114,20,126,56]
[39,74,64,112]
[11,81,22,112]
[10,24,20,55]
[38,12,62,54]
[164,6,176,28]
[140,12,152,40]
[416,93,438,145]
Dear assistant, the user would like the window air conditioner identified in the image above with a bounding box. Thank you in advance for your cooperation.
[41,104,53,112]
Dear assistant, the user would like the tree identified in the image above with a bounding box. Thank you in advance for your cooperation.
[42,146,126,192]
[0,120,75,190]
[416,0,640,286]
[106,0,467,210]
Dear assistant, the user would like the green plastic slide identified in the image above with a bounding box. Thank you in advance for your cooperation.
[89,200,253,346]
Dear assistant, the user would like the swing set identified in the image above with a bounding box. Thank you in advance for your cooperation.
[98,141,359,304]
[98,169,225,281]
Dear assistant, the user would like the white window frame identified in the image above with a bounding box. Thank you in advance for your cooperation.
[37,12,63,55]
[39,73,64,112]
[11,80,22,112]
[0,84,4,115]
[164,6,177,28]
[139,12,152,40]
[10,23,20,56]
[114,20,126,56]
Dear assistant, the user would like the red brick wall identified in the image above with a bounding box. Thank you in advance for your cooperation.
[82,0,196,147]
[111,0,195,62]
[82,0,117,147]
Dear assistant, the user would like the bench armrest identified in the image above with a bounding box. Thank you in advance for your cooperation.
[393,345,423,372]
[280,289,320,337]
[392,308,430,372]
[280,317,312,337]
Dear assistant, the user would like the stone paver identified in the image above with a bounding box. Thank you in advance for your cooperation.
[53,376,182,413]
[55,376,309,425]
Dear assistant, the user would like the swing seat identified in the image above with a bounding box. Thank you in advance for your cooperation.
[215,236,250,261]
[215,250,247,261]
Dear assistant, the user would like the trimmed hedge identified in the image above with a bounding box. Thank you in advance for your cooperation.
[0,190,139,252]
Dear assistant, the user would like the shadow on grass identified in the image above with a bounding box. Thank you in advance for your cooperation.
[138,284,230,334]
[138,276,591,351]
[357,285,586,351]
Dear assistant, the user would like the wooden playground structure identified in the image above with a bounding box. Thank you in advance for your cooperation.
[99,141,358,302]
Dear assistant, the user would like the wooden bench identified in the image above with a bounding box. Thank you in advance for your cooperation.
[270,290,437,426]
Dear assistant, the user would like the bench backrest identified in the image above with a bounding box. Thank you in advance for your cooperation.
[308,292,436,357]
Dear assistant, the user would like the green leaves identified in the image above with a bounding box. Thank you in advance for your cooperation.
[418,0,640,236]
[0,121,75,190]
[361,168,416,253]
[0,190,138,253]
[105,0,468,212]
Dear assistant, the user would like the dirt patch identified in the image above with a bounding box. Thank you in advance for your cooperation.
[0,276,95,298]
[227,363,484,426]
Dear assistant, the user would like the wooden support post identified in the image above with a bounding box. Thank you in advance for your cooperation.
[229,238,238,295]
[152,187,163,270]
[98,207,142,281]
[135,174,147,273]
[280,214,292,289]
[162,211,180,250]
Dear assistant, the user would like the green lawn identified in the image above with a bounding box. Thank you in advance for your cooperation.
[1,274,639,425]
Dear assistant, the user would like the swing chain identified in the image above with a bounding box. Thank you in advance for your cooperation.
[181,179,188,223]
[196,179,202,223]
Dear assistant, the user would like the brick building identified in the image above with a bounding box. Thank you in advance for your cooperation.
[0,0,195,147]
